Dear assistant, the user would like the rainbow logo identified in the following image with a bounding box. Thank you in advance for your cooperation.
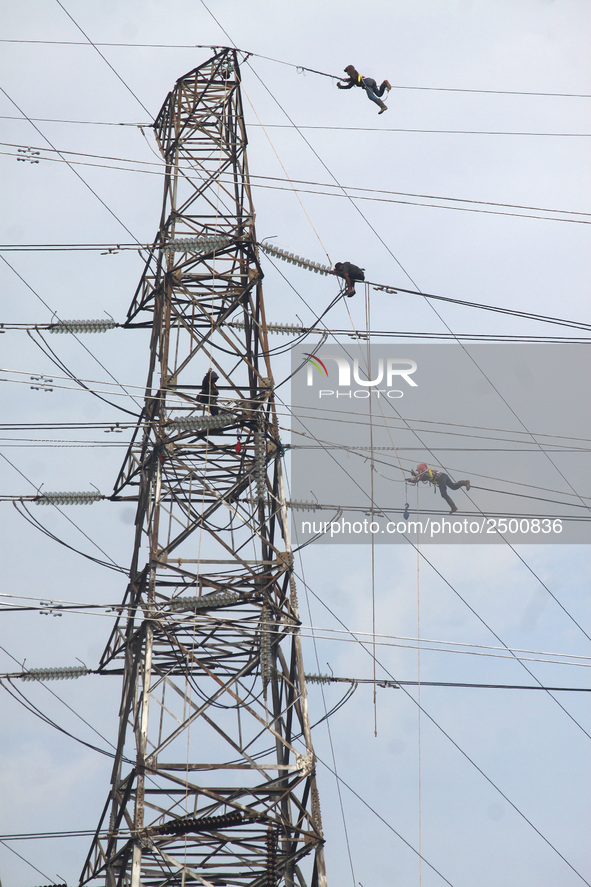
[304,353,329,376]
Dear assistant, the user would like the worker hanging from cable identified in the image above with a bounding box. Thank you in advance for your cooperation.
[331,261,366,297]
[197,369,220,416]
[405,463,471,514]
[337,65,391,114]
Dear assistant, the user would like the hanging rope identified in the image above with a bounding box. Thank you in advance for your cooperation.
[362,281,378,738]
[240,85,332,266]
[416,479,423,887]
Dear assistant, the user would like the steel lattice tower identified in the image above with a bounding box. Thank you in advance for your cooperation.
[80,49,327,887]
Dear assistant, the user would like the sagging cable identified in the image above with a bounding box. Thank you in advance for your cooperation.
[306,672,398,689]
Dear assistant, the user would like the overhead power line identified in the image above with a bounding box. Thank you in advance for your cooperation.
[253,124,591,137]
[306,672,591,691]
[1,39,590,98]
[2,243,591,332]
[0,827,127,841]
[2,116,589,137]
[2,142,589,222]
[0,113,142,126]
[3,35,588,887]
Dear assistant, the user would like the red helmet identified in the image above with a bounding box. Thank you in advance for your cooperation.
[416,463,428,473]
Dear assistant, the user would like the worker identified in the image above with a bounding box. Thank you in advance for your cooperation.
[406,463,471,514]
[197,369,220,416]
[332,261,366,297]
[337,65,391,114]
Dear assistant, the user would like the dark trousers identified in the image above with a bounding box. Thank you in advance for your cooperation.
[437,474,468,509]
[362,78,389,101]
[197,392,219,416]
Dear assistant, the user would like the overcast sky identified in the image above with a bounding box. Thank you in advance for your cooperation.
[1,2,590,887]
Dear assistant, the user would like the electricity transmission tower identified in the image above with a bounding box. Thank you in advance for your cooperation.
[80,49,327,887]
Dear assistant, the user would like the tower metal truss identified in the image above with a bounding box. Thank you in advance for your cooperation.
[80,49,327,887]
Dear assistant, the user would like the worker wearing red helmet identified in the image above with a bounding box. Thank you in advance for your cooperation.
[406,463,471,514]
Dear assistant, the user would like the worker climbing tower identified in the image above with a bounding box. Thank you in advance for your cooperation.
[79,49,327,887]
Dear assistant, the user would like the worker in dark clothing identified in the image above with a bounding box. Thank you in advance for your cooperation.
[337,65,391,114]
[332,261,366,296]
[406,463,471,514]
[197,370,220,416]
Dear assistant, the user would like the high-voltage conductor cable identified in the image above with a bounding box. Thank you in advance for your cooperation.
[296,568,591,887]
[1,366,149,403]
[290,429,591,498]
[6,37,591,98]
[264,240,591,609]
[13,500,126,574]
[0,827,124,841]
[1,671,204,842]
[3,238,591,330]
[1,672,185,821]
[283,425,591,743]
[240,88,332,266]
[251,123,591,140]
[287,412,591,458]
[3,141,589,223]
[0,112,145,126]
[246,172,590,224]
[264,261,457,546]
[286,402,591,656]
[282,465,359,887]
[3,598,591,668]
[287,437,591,511]
[0,834,55,883]
[0,642,120,758]
[7,316,591,341]
[0,86,139,242]
[0,62,167,424]
[54,0,152,116]
[278,285,419,877]
[0,451,125,574]
[5,111,591,135]
[448,490,591,647]
[242,80,591,540]
[259,242,591,332]
[396,527,591,736]
[1,677,118,761]
[191,20,335,266]
[27,327,142,417]
[286,469,482,887]
[0,255,142,418]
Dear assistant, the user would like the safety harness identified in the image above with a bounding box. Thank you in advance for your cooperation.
[418,467,441,490]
